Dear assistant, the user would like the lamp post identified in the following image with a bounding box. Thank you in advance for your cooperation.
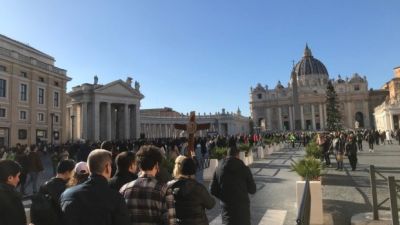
[71,114,75,142]
[50,113,54,151]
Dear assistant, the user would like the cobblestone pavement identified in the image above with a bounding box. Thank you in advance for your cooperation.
[322,141,400,225]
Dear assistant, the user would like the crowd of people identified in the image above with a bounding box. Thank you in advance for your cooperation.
[0,128,399,225]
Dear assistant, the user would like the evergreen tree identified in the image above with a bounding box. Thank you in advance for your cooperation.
[326,80,342,131]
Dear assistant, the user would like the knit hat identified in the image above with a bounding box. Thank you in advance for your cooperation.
[181,158,197,176]
[74,162,89,175]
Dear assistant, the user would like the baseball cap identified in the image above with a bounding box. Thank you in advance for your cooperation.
[74,161,89,175]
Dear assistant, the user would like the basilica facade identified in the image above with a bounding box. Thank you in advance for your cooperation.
[250,45,372,131]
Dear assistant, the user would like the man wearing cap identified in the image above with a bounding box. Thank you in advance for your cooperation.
[60,149,130,225]
[210,147,256,225]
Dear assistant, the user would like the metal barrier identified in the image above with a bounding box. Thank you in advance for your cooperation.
[296,180,311,225]
[369,165,400,224]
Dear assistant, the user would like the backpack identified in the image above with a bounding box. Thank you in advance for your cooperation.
[30,184,60,225]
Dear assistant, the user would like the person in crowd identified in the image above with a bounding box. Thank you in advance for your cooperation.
[172,155,186,179]
[385,130,393,144]
[67,161,90,187]
[367,131,375,152]
[210,146,256,225]
[346,135,358,171]
[14,146,28,195]
[109,151,138,191]
[0,159,27,225]
[60,149,130,225]
[331,133,344,170]
[120,145,176,225]
[31,159,76,225]
[356,131,363,152]
[26,144,44,194]
[167,157,215,225]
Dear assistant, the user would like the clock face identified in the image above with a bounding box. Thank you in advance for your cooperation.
[187,122,197,134]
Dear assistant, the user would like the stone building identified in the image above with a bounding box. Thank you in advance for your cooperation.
[66,77,143,142]
[0,34,70,147]
[140,107,250,138]
[250,45,371,131]
[374,67,400,131]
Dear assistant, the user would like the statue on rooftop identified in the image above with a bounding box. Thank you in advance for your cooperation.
[135,81,140,91]
[94,75,98,85]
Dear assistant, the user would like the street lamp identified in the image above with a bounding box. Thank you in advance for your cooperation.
[71,114,75,142]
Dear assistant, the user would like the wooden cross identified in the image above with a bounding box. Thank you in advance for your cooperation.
[174,111,210,157]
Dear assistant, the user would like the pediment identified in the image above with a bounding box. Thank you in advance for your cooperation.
[95,80,144,99]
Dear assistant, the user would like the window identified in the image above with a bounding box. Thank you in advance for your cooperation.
[39,77,45,82]
[0,65,6,72]
[354,85,360,91]
[54,92,59,107]
[20,111,27,120]
[55,115,59,123]
[0,79,6,97]
[38,113,44,122]
[18,129,27,140]
[257,93,262,99]
[38,88,44,104]
[20,71,27,78]
[0,108,5,117]
[54,81,59,87]
[20,84,27,101]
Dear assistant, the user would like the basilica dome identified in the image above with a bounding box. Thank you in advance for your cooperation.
[294,45,328,76]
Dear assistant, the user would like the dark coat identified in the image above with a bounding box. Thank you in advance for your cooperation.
[210,157,256,225]
[27,151,43,173]
[60,174,130,225]
[168,178,215,225]
[109,171,138,192]
[0,183,26,225]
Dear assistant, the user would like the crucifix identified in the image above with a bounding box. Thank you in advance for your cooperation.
[174,111,210,157]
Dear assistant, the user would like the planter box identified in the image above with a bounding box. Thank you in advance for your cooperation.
[203,159,219,180]
[257,146,264,159]
[239,151,246,164]
[247,151,254,165]
[296,181,323,225]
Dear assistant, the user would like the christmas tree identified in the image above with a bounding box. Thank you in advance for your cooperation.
[326,80,342,131]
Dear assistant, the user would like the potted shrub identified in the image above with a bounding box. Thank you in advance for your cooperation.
[292,157,324,225]
[305,141,322,159]
[204,147,227,180]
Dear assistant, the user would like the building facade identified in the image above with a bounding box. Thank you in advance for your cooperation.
[374,67,400,131]
[66,77,143,142]
[0,34,70,147]
[250,45,371,131]
[140,108,250,138]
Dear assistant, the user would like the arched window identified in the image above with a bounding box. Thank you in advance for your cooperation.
[355,112,364,128]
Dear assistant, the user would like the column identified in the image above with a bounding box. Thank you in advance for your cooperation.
[389,113,394,130]
[107,103,112,140]
[363,101,370,128]
[323,104,327,126]
[319,104,324,130]
[300,105,305,130]
[81,102,88,139]
[267,108,272,131]
[288,106,293,130]
[93,101,100,141]
[311,104,316,130]
[135,104,140,139]
[278,107,283,130]
[124,104,130,139]
[347,102,352,128]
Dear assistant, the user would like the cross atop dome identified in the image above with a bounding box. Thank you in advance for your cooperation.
[304,43,313,57]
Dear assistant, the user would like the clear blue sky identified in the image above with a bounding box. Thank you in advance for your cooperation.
[2,0,399,116]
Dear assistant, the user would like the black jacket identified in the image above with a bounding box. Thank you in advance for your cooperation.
[210,157,256,225]
[168,178,215,225]
[109,171,137,191]
[0,183,26,225]
[60,174,130,225]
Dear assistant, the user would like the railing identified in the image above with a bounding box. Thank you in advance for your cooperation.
[369,165,400,224]
[296,180,311,225]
